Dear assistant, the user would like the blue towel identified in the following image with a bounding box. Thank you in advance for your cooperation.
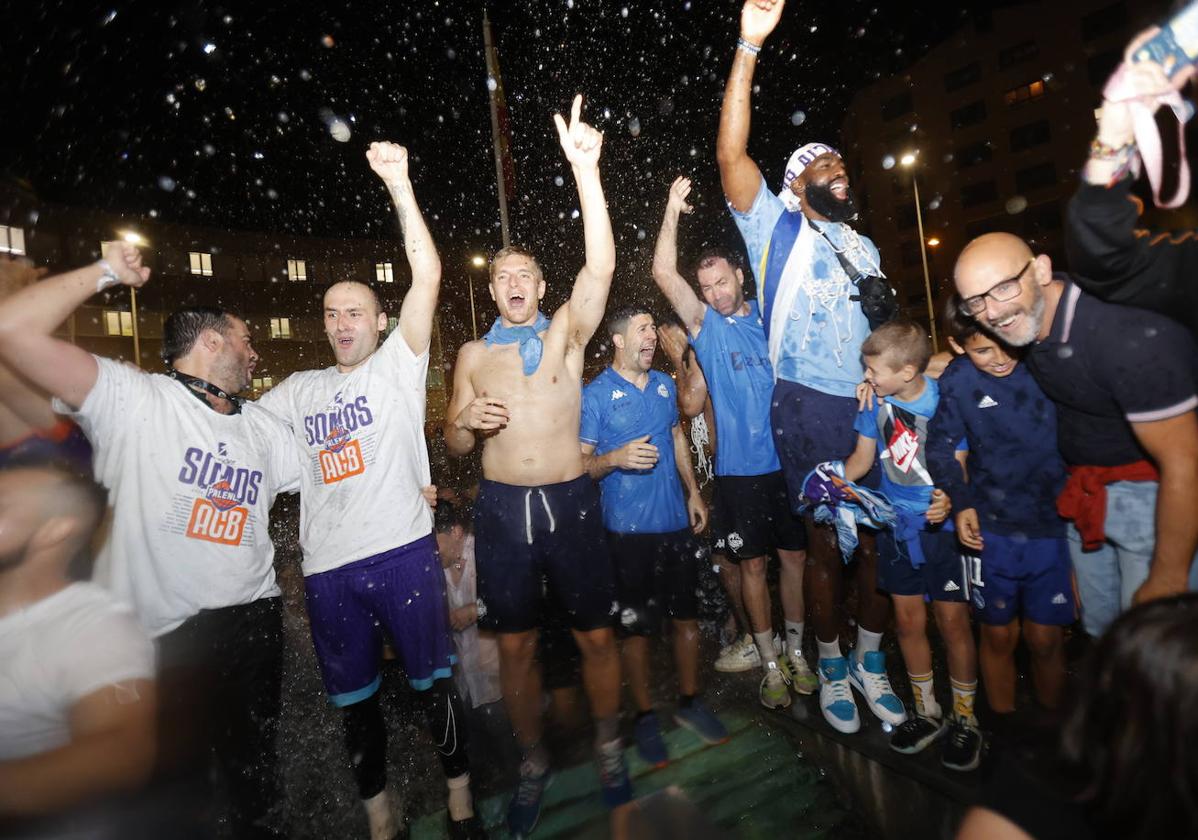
[483,312,552,375]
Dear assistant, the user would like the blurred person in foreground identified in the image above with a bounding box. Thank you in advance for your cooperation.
[957,592,1198,840]
[0,464,155,837]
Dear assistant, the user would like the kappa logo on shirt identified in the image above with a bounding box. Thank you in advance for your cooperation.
[887,415,921,473]
[977,395,999,409]
[657,383,670,399]
[611,389,627,401]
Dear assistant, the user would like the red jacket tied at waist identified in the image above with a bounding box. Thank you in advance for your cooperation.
[1057,461,1160,550]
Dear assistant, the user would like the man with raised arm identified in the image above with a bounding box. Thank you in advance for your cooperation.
[0,245,299,838]
[444,95,625,837]
[257,143,484,840]
[714,0,905,736]
[652,176,810,712]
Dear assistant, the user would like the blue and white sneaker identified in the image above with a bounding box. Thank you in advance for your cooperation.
[818,656,861,734]
[673,700,730,745]
[634,711,669,768]
[507,760,551,838]
[847,650,908,727]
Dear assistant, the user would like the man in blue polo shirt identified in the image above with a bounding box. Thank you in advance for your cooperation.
[580,305,729,765]
[652,177,811,712]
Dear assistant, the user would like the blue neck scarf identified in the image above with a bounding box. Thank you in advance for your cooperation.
[483,312,551,375]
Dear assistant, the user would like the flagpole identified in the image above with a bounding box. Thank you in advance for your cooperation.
[483,9,512,247]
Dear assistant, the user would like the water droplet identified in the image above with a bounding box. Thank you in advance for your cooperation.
[194,78,207,92]
[628,117,641,137]
[202,42,216,54]
[486,76,498,92]
[553,175,564,186]
[1005,195,1028,214]
[790,109,806,126]
[881,154,896,170]
[157,175,176,192]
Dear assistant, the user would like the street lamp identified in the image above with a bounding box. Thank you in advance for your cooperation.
[899,153,938,352]
[115,230,147,366]
[467,255,487,340]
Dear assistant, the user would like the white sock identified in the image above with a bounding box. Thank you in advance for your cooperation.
[817,637,842,662]
[785,620,805,659]
[855,627,883,665]
[446,773,474,821]
[753,631,777,669]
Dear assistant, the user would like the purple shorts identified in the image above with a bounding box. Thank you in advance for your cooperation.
[304,534,455,706]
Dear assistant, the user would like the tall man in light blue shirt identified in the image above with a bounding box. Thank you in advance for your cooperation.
[715,0,903,735]
[580,305,729,766]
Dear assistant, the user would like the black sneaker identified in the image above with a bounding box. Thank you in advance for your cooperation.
[941,715,983,772]
[889,714,945,755]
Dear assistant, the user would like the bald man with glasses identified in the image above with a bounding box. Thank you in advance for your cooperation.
[953,232,1198,637]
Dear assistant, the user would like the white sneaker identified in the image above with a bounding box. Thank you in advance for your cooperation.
[782,652,819,695]
[847,650,908,727]
[817,655,861,734]
[715,633,783,672]
[759,662,792,710]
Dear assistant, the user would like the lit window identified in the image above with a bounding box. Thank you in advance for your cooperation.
[0,225,25,255]
[252,376,275,392]
[287,259,307,282]
[1003,80,1046,107]
[387,316,399,333]
[189,252,213,276]
[103,310,134,337]
[375,262,394,283]
[270,317,291,339]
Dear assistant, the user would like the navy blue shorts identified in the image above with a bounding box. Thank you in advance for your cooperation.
[710,472,807,561]
[304,535,455,706]
[770,378,880,513]
[975,531,1076,626]
[474,475,616,634]
[607,529,701,637]
[877,526,970,602]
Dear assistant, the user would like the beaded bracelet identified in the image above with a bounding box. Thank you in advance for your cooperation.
[736,37,762,56]
[1089,137,1136,161]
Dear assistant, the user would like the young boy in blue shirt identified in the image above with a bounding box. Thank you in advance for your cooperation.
[841,320,982,771]
[926,303,1073,728]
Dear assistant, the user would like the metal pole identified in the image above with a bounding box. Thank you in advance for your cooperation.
[467,274,478,340]
[483,10,512,247]
[911,173,938,353]
[130,287,142,367]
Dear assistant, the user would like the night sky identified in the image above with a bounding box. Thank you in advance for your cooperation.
[5,0,1010,284]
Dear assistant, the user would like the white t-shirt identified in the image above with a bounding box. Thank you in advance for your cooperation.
[257,329,433,576]
[61,358,301,637]
[442,536,502,708]
[0,583,155,761]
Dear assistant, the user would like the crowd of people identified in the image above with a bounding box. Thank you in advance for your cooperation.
[1,1,1197,839]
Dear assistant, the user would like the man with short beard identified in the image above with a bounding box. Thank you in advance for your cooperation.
[716,0,904,736]
[953,232,1198,635]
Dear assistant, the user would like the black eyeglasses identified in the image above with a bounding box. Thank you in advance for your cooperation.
[960,260,1033,315]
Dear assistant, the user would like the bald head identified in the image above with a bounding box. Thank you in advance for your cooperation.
[324,281,383,317]
[953,232,1057,347]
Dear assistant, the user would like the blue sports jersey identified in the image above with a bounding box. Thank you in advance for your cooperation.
[690,300,781,476]
[854,376,940,515]
[926,356,1066,538]
[580,367,689,534]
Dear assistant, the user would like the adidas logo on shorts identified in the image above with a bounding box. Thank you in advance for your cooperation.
[1051,592,1068,605]
[944,580,961,592]
[977,395,999,409]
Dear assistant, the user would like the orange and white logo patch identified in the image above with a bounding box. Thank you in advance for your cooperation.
[186,497,249,545]
[319,437,365,484]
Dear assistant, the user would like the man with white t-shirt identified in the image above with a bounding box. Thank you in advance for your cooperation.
[257,142,484,840]
[0,244,300,839]
[0,464,156,833]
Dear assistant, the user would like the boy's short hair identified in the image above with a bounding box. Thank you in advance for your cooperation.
[861,319,932,373]
[943,295,981,344]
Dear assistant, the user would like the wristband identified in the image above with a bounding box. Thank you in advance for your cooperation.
[96,259,121,292]
[1089,136,1136,161]
[736,37,762,56]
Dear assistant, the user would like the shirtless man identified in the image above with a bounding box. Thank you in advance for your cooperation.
[444,95,622,837]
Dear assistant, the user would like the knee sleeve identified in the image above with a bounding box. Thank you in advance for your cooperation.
[420,678,470,780]
[342,694,387,799]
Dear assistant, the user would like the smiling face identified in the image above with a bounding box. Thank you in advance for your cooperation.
[489,251,545,328]
[696,257,745,317]
[794,153,857,222]
[862,352,914,399]
[952,331,1019,378]
[613,313,658,374]
[324,281,388,372]
[954,234,1051,348]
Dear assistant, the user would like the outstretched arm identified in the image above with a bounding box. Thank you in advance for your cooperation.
[651,177,707,335]
[555,95,614,350]
[1131,412,1198,603]
[0,244,149,410]
[717,0,784,211]
[367,142,441,356]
